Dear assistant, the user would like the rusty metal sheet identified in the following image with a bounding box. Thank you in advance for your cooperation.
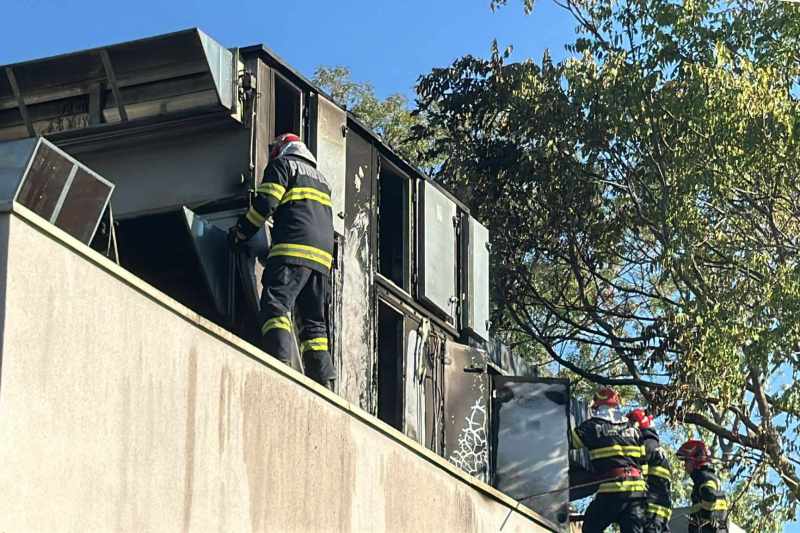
[16,142,74,220]
[53,167,114,243]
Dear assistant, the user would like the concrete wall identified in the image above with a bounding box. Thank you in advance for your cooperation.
[0,206,554,533]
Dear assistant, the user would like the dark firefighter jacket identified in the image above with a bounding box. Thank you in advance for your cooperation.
[689,466,728,525]
[571,416,647,498]
[640,428,672,521]
[236,145,334,274]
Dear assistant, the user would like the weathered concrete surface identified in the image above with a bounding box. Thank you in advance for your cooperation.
[0,207,554,533]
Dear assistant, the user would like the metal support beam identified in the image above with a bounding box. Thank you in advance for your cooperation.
[5,67,35,137]
[99,49,128,123]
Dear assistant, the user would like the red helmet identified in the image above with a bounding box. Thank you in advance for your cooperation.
[592,387,621,408]
[677,439,711,469]
[627,408,653,429]
[269,133,301,160]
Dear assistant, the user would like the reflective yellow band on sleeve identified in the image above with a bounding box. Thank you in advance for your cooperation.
[647,503,672,519]
[300,337,329,353]
[589,444,644,460]
[261,315,293,335]
[245,206,266,227]
[279,187,332,207]
[570,428,585,449]
[268,243,333,269]
[700,480,719,491]
[256,182,286,201]
[596,479,647,493]
[642,464,649,476]
[649,466,671,479]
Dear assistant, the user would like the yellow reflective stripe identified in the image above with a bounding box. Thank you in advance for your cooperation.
[647,503,672,519]
[597,480,647,493]
[642,464,649,476]
[269,243,333,269]
[589,444,644,459]
[279,187,332,207]
[701,499,728,511]
[700,480,718,491]
[570,428,585,449]
[300,337,329,352]
[649,466,671,479]
[257,182,286,201]
[245,206,266,226]
[261,315,292,335]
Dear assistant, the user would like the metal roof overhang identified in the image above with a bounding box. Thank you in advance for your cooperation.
[0,29,237,142]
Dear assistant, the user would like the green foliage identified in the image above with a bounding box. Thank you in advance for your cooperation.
[415,0,800,527]
[312,66,438,172]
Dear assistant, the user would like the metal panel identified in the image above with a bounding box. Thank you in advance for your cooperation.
[419,181,457,319]
[0,137,113,243]
[340,129,375,411]
[491,377,570,530]
[182,207,232,318]
[0,137,37,211]
[403,315,425,445]
[464,216,490,340]
[311,93,347,235]
[444,341,489,482]
[0,29,238,141]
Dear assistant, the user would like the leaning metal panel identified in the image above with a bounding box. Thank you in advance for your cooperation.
[182,206,232,318]
[0,137,113,243]
[313,93,347,235]
[492,377,570,531]
[464,216,490,341]
[444,341,489,482]
[419,181,457,319]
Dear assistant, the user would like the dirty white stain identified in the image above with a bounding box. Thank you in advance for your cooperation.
[355,166,364,194]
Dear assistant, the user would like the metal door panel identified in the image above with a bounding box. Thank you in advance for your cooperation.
[311,93,346,235]
[419,181,457,319]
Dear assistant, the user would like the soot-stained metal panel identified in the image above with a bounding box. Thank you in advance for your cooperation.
[54,167,114,243]
[312,93,346,235]
[16,141,74,219]
[444,341,489,482]
[419,181,457,319]
[182,207,232,318]
[492,377,570,530]
[403,315,425,445]
[0,137,37,210]
[341,128,375,412]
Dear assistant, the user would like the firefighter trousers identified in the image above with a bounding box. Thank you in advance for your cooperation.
[259,263,335,385]
[583,494,646,533]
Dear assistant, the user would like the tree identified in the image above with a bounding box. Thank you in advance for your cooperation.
[313,66,436,171]
[415,0,800,529]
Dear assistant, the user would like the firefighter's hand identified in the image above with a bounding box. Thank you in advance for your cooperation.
[227,226,247,250]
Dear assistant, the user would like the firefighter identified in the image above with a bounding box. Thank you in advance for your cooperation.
[676,440,729,533]
[571,387,647,533]
[229,133,336,390]
[627,409,672,532]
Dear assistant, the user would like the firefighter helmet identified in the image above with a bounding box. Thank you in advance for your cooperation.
[592,387,621,408]
[677,439,711,469]
[627,408,653,429]
[269,133,301,160]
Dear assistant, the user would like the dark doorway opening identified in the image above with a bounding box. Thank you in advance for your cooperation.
[273,73,302,139]
[377,162,409,290]
[377,300,404,430]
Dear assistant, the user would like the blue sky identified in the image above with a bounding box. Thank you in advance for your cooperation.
[2,0,796,529]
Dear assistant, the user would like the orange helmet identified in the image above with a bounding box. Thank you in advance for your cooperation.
[592,387,621,408]
[269,133,301,160]
[677,439,711,469]
[627,408,653,429]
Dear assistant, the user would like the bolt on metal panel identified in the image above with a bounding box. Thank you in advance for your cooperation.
[419,180,458,319]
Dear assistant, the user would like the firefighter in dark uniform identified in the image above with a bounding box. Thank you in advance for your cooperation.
[676,440,728,533]
[627,409,672,532]
[230,133,336,390]
[571,387,646,533]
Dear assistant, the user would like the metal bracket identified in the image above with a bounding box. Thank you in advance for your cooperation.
[5,66,35,137]
[99,49,128,123]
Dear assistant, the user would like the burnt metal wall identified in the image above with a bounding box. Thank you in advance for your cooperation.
[340,127,376,412]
